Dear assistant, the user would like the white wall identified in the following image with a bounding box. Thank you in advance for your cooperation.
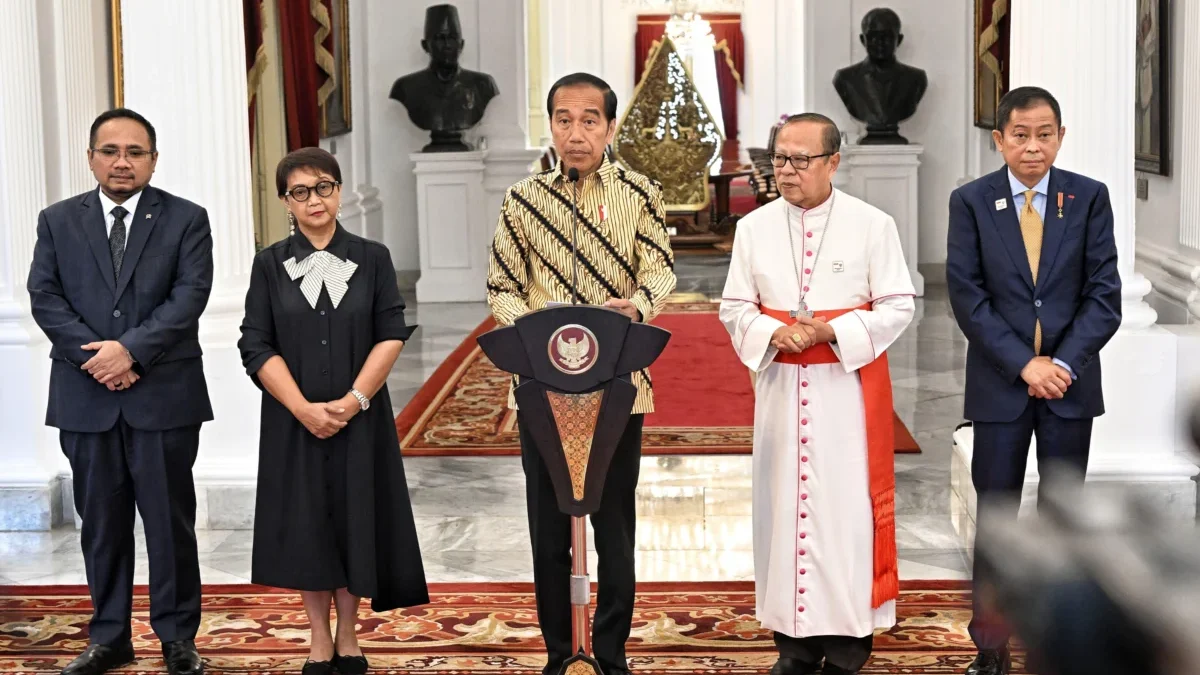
[808,0,971,269]
[365,0,531,273]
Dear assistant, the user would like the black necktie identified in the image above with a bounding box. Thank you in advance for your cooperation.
[110,206,128,281]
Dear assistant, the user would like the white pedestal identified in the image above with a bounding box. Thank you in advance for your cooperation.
[412,151,489,303]
[837,144,924,296]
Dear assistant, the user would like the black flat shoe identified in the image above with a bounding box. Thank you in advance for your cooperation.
[61,643,135,675]
[301,659,336,675]
[965,648,1010,675]
[162,640,203,675]
[334,651,369,675]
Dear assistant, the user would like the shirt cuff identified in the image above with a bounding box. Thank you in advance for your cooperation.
[1052,357,1077,380]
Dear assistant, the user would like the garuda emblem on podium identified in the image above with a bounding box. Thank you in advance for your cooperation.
[549,324,598,375]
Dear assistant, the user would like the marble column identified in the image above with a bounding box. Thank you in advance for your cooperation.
[479,0,540,297]
[120,0,261,528]
[323,0,384,246]
[953,0,1196,537]
[0,0,61,530]
[1179,0,1200,251]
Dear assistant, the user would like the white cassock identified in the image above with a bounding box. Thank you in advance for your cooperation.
[720,188,915,638]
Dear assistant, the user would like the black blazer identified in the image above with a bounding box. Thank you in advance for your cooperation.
[946,166,1121,423]
[27,185,215,432]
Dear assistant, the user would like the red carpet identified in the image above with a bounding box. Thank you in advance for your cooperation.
[1,581,1027,673]
[395,301,919,456]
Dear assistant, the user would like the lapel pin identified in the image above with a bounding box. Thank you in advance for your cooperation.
[145,214,151,219]
[832,261,845,273]
[995,199,1008,211]
[1057,192,1064,219]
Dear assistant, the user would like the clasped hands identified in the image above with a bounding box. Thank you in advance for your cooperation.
[294,393,361,440]
[770,315,836,353]
[1021,355,1072,399]
[81,340,137,392]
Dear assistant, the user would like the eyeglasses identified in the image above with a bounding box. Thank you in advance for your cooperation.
[769,152,834,171]
[91,147,155,163]
[285,180,341,202]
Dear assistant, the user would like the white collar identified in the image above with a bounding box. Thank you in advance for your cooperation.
[98,187,144,220]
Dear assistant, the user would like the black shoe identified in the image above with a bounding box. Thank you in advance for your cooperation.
[965,648,1010,675]
[301,659,336,675]
[162,640,203,675]
[334,651,369,675]
[770,657,821,675]
[61,643,135,675]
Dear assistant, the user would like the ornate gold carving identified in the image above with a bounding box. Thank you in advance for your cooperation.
[564,660,602,675]
[546,390,604,501]
[613,36,724,212]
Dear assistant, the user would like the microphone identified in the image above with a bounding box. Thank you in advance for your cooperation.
[567,167,581,305]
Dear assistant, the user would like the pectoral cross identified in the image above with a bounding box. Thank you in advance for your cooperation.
[790,301,813,319]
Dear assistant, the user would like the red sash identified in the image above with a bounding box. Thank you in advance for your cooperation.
[759,303,898,608]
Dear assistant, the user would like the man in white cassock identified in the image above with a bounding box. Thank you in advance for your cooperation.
[720,113,916,675]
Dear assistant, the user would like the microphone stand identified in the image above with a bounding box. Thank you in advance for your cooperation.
[568,168,581,306]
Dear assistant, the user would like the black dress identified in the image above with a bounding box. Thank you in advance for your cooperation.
[237,223,428,612]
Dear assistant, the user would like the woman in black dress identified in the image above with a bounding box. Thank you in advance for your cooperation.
[238,147,428,675]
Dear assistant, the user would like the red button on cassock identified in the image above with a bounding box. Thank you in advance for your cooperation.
[801,512,808,519]
[802,399,809,406]
[806,251,813,257]
[804,268,811,274]
[800,533,807,539]
[803,285,810,292]
[801,457,809,463]
[801,494,808,500]
[802,475,808,481]
[798,606,806,612]
[800,569,807,575]
[801,419,808,425]
[801,438,808,444]
[802,382,809,387]
[799,588,806,594]
[807,232,813,238]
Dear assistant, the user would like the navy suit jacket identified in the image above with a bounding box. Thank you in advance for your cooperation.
[946,166,1121,423]
[27,185,215,433]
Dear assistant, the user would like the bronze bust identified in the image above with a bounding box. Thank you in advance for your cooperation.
[833,8,927,144]
[389,4,499,152]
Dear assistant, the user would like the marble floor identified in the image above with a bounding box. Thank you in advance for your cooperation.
[0,257,971,587]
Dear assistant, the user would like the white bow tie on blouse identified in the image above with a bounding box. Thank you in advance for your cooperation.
[283,250,358,309]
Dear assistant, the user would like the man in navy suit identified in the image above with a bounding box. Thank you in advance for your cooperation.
[27,109,213,675]
[946,86,1121,675]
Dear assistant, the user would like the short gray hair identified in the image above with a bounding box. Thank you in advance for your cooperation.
[780,113,842,154]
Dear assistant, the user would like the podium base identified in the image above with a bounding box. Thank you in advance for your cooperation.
[560,651,603,675]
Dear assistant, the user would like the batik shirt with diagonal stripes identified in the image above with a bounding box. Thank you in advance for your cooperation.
[486,156,677,414]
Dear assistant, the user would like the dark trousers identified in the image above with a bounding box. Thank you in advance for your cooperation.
[61,416,202,647]
[774,631,873,672]
[968,399,1093,651]
[519,413,643,674]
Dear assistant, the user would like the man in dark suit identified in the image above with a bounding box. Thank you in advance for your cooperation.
[27,109,213,675]
[946,86,1122,675]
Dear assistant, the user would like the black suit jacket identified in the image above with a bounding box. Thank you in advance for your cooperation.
[27,185,215,433]
[946,166,1121,423]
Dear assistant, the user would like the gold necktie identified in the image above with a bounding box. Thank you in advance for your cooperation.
[1019,189,1043,354]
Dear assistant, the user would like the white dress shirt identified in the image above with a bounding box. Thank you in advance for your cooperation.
[97,188,144,251]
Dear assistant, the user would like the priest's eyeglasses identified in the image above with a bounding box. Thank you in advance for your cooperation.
[285,180,341,202]
[769,152,833,171]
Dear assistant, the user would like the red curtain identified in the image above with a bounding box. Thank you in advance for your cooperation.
[276,0,322,150]
[633,14,744,149]
[245,0,265,153]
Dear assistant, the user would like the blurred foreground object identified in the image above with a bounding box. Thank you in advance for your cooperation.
[975,462,1200,675]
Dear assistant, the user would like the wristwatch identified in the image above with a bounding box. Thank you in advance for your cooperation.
[349,388,370,411]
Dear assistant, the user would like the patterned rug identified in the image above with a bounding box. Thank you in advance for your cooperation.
[395,301,920,457]
[0,581,1023,673]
